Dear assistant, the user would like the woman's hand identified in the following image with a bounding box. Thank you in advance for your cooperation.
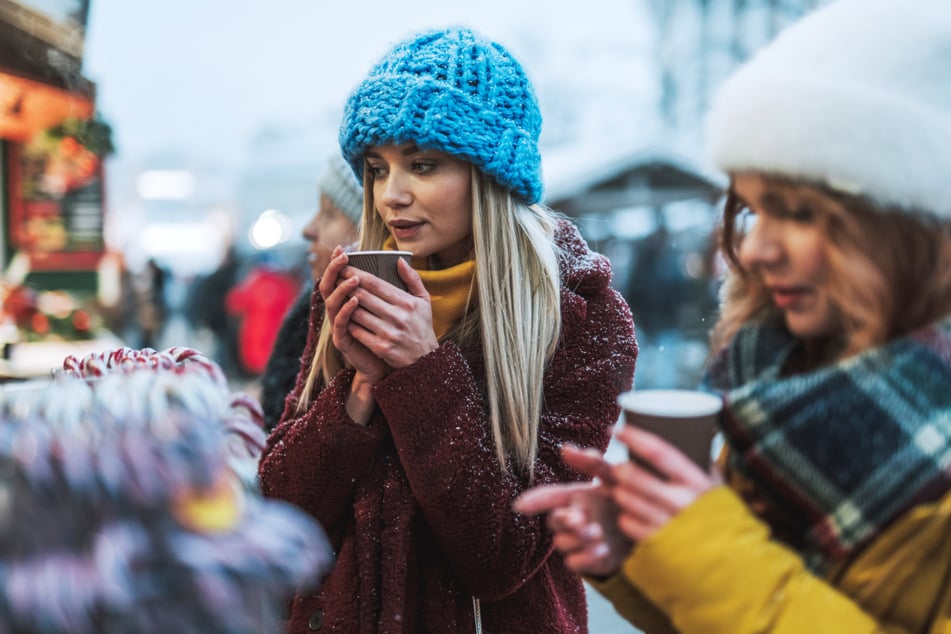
[343,257,439,368]
[609,425,720,543]
[514,444,634,578]
[319,247,390,383]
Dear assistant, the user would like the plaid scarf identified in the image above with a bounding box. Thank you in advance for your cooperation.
[705,313,951,573]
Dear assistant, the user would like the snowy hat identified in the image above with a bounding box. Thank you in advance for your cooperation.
[339,26,543,204]
[706,0,951,217]
[318,152,363,225]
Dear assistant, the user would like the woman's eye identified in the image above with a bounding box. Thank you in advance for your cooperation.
[784,206,815,223]
[366,164,386,179]
[413,161,435,174]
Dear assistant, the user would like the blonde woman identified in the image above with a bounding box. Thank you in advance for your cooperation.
[259,27,637,633]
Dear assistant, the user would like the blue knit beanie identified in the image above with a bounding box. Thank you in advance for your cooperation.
[339,27,543,204]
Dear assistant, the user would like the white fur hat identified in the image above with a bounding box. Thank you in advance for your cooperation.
[319,153,363,225]
[706,0,951,217]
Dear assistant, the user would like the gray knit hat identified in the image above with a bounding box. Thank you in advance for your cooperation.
[318,153,363,224]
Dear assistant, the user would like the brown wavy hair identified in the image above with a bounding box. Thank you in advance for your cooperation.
[711,175,951,362]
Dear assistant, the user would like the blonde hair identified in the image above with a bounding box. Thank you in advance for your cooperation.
[712,175,951,363]
[298,164,562,475]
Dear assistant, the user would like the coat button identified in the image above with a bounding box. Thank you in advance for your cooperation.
[308,608,324,631]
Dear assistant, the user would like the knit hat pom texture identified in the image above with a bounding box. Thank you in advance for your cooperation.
[340,27,543,204]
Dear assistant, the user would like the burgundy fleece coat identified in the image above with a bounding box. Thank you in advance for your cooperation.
[259,220,638,633]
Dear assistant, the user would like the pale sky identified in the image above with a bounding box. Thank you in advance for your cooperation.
[82,0,659,165]
[79,0,674,276]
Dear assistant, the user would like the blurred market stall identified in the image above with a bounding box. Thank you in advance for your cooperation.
[0,1,121,379]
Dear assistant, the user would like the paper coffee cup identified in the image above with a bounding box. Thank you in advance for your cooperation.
[345,250,413,291]
[617,389,722,470]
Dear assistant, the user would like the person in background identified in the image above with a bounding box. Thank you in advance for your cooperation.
[515,1,951,632]
[185,245,242,377]
[259,26,638,633]
[224,252,298,378]
[134,257,168,349]
[260,153,362,431]
[95,250,136,341]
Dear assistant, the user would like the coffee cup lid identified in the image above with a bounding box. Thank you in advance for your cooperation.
[618,389,722,417]
[346,250,413,257]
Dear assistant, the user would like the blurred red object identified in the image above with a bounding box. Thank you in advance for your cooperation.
[225,264,298,375]
[3,285,37,323]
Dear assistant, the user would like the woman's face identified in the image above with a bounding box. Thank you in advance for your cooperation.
[734,172,840,339]
[365,143,473,267]
[302,195,359,281]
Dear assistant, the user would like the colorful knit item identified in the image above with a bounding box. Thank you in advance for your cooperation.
[339,27,543,204]
[0,347,333,632]
[705,313,951,572]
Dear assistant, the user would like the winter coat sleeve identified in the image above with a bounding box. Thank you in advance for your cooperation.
[258,288,388,545]
[617,486,910,634]
[258,368,386,543]
[373,278,637,600]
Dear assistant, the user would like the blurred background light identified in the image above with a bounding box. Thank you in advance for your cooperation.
[140,222,226,275]
[248,209,291,250]
[136,170,196,200]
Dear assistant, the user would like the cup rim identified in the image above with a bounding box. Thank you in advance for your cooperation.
[618,389,722,417]
[346,250,413,257]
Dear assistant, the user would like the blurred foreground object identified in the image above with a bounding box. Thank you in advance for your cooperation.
[0,346,332,633]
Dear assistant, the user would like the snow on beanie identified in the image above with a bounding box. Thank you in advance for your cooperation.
[706,0,951,217]
[319,152,363,225]
[339,26,544,204]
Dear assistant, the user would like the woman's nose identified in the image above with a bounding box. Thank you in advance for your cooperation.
[377,170,412,208]
[738,216,783,270]
[302,214,319,241]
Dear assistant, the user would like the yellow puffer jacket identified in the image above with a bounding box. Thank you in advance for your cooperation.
[589,485,951,633]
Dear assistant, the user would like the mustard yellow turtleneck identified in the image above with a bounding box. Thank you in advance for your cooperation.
[382,236,476,339]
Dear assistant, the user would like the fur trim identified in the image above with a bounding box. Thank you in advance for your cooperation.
[706,0,951,217]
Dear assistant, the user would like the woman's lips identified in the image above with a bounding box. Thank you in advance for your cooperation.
[770,287,810,310]
[389,221,423,240]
